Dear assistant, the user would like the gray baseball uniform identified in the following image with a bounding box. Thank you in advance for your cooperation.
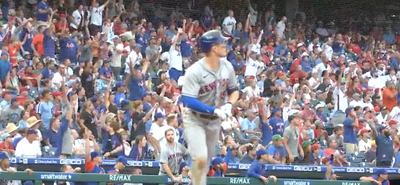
[181,57,237,185]
[159,142,187,175]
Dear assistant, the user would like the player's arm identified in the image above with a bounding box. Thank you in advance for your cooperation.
[180,68,217,114]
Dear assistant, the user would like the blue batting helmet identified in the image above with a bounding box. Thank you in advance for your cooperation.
[199,30,228,53]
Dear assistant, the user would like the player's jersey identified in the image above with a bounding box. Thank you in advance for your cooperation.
[181,58,238,108]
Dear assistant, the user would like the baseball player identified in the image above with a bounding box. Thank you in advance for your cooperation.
[180,30,239,185]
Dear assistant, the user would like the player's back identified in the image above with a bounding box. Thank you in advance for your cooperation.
[182,57,235,108]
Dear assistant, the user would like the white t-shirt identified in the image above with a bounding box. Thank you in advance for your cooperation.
[314,63,331,78]
[358,139,371,153]
[251,44,261,55]
[323,44,333,61]
[168,46,183,71]
[15,137,42,158]
[276,21,285,39]
[222,16,236,35]
[244,58,259,77]
[307,43,321,53]
[110,43,124,67]
[308,77,320,90]
[390,106,400,123]
[125,51,142,74]
[52,72,66,89]
[242,86,260,100]
[71,10,83,29]
[368,77,384,89]
[349,100,364,108]
[376,113,388,125]
[333,86,348,112]
[90,6,105,26]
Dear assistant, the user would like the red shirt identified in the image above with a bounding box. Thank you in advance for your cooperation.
[290,59,301,73]
[55,21,69,33]
[20,73,39,87]
[8,44,20,65]
[16,96,29,106]
[0,142,13,150]
[350,44,362,55]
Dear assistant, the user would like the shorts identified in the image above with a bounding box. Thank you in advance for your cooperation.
[130,100,142,110]
[89,24,102,36]
[169,68,183,83]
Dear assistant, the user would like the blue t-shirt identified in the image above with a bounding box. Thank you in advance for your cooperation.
[41,67,54,79]
[266,145,287,162]
[0,60,11,82]
[343,118,357,144]
[114,93,126,107]
[376,134,394,162]
[59,37,78,64]
[99,67,113,79]
[269,117,285,136]
[128,76,146,101]
[370,175,390,185]
[261,121,273,146]
[20,29,33,54]
[38,101,55,129]
[180,39,191,57]
[135,35,147,54]
[43,31,56,58]
[229,59,244,74]
[37,1,49,22]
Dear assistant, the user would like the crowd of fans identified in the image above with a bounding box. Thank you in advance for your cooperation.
[0,0,400,182]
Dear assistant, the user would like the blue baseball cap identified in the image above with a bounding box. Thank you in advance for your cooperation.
[115,82,125,88]
[376,169,387,176]
[11,97,18,103]
[142,92,151,99]
[0,152,8,160]
[90,96,98,102]
[1,133,10,140]
[116,156,128,166]
[120,99,130,108]
[27,129,38,135]
[256,149,267,157]
[1,52,9,56]
[271,108,281,115]
[67,91,76,101]
[154,113,164,120]
[90,151,101,160]
[179,161,188,170]
[211,157,224,166]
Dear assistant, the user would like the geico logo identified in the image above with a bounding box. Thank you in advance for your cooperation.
[346,168,365,173]
[60,159,82,165]
[294,166,313,171]
[126,161,143,166]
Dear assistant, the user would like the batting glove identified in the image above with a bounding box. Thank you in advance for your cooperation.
[220,103,233,113]
[214,108,229,120]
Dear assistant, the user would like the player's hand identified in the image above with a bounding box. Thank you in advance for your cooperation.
[269,176,277,182]
[214,108,229,120]
[220,103,232,113]
[172,176,182,182]
[260,176,269,184]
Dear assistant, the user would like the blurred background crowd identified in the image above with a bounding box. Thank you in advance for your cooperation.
[0,0,400,178]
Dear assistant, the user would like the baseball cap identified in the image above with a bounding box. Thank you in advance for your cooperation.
[120,100,130,109]
[90,96,98,102]
[116,156,128,166]
[211,157,224,166]
[115,82,125,88]
[301,141,312,148]
[10,97,18,103]
[52,91,63,97]
[256,149,267,157]
[90,151,101,160]
[27,129,38,135]
[312,144,320,151]
[154,113,164,120]
[277,71,286,77]
[20,87,29,93]
[67,91,76,101]
[272,134,284,141]
[376,169,387,176]
[179,161,188,171]
[271,108,281,115]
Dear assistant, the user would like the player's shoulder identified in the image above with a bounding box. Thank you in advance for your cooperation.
[185,58,205,74]
[220,58,234,70]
